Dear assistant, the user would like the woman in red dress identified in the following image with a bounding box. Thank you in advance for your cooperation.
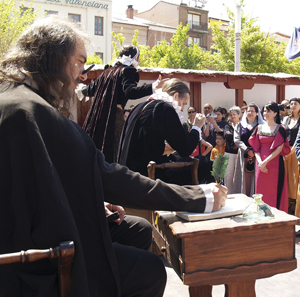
[249,102,290,212]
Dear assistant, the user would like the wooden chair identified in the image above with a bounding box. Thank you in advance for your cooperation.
[147,158,199,185]
[125,158,200,224]
[0,241,74,297]
[125,158,200,254]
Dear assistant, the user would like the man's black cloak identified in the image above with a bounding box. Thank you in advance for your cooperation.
[82,64,153,163]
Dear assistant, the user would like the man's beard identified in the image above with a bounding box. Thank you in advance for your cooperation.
[56,80,76,109]
[63,76,80,98]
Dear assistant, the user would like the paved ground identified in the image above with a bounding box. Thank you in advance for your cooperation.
[162,226,300,297]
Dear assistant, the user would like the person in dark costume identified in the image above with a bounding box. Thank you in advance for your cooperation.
[81,45,165,163]
[0,17,227,297]
[118,79,206,185]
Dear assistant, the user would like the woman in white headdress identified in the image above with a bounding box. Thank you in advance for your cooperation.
[233,102,265,196]
[118,78,206,185]
[81,45,165,163]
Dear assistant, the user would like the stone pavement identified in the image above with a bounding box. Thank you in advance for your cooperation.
[162,226,300,297]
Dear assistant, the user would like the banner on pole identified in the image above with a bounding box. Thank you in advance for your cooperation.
[285,27,300,61]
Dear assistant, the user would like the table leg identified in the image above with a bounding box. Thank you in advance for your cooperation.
[189,285,212,297]
[225,280,256,297]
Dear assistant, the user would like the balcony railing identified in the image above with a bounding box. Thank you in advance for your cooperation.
[187,21,208,32]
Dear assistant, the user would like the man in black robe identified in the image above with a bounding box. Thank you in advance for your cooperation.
[0,17,227,297]
[81,46,165,163]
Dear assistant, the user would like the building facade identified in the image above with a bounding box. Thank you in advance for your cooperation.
[135,1,209,50]
[112,5,176,49]
[112,16,149,48]
[21,0,112,63]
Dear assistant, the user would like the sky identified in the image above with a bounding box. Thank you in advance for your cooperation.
[112,0,300,36]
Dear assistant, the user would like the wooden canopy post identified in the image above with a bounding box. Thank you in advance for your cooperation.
[276,85,286,104]
[189,82,202,113]
[235,89,244,107]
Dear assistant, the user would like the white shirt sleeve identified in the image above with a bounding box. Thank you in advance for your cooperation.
[199,184,214,213]
[191,126,202,140]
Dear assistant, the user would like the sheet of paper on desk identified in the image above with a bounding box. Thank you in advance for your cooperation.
[174,196,251,222]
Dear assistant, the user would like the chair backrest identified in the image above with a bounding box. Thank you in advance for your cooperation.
[147,158,199,185]
[0,241,74,297]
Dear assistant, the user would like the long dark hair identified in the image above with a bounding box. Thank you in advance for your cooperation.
[0,16,90,109]
[264,101,281,124]
[289,97,300,118]
[118,45,139,59]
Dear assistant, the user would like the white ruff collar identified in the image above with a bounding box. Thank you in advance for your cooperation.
[113,52,139,68]
[151,89,183,121]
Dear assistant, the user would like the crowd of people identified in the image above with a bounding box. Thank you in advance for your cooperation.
[114,88,300,220]
[179,100,299,218]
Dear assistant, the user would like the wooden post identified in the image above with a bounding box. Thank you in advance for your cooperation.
[189,285,212,297]
[58,241,75,297]
[190,82,202,113]
[191,159,199,185]
[235,89,244,107]
[225,280,256,297]
[276,85,286,104]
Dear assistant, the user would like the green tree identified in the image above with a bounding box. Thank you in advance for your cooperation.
[0,0,40,58]
[86,53,103,65]
[110,23,210,70]
[111,28,126,63]
[210,0,300,74]
[110,28,143,65]
[141,23,210,69]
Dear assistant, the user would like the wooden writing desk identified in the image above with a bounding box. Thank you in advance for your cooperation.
[153,194,300,297]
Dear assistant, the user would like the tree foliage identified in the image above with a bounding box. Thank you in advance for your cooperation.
[111,23,210,70]
[210,0,300,74]
[111,28,126,62]
[86,53,102,65]
[0,0,40,58]
[142,23,210,69]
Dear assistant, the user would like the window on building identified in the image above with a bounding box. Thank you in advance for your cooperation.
[20,6,34,16]
[68,14,81,23]
[188,14,201,29]
[95,52,103,61]
[45,10,58,16]
[95,17,103,36]
[157,41,170,46]
[188,37,201,46]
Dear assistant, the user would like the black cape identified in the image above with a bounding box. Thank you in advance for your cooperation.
[118,100,200,177]
[82,65,153,163]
